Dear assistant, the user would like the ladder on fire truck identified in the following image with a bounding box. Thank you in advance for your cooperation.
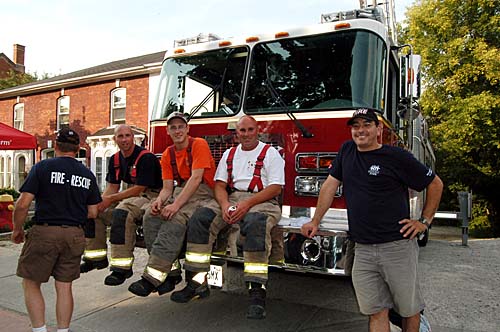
[359,0,398,42]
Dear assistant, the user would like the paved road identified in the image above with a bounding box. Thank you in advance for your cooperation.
[0,227,498,332]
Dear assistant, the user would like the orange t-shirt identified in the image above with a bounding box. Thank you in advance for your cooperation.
[160,137,216,188]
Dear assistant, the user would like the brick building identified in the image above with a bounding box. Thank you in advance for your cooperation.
[0,44,25,79]
[0,50,165,190]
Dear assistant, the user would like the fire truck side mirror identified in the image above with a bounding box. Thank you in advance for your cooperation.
[400,54,422,100]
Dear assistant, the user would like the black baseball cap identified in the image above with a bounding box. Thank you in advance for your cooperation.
[56,128,80,145]
[347,108,380,126]
[166,112,188,125]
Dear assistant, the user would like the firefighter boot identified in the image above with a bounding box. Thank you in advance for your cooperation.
[128,275,182,297]
[104,269,133,286]
[128,278,155,297]
[157,274,183,295]
[80,258,109,273]
[170,271,210,303]
[246,282,266,319]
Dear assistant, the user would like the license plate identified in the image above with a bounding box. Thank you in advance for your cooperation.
[207,264,223,288]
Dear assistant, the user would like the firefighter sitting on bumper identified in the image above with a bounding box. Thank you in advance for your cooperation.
[128,112,216,297]
[80,124,163,286]
[171,115,285,320]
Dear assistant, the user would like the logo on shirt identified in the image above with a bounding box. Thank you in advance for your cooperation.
[426,168,433,176]
[368,165,380,176]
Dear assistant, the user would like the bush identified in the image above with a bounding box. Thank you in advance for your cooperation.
[469,199,495,238]
[469,215,494,238]
[0,188,20,200]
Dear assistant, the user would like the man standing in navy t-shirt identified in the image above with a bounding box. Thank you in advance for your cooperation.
[301,109,443,332]
[12,128,101,332]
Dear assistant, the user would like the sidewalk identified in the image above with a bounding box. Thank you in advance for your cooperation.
[0,239,367,332]
[1,227,497,332]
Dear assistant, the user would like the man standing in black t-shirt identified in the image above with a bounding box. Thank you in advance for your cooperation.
[12,128,101,332]
[301,109,443,332]
[80,124,162,286]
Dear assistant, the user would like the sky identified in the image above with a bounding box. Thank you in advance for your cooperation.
[1,0,415,76]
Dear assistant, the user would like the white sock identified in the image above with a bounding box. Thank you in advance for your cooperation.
[57,329,70,332]
[32,325,47,332]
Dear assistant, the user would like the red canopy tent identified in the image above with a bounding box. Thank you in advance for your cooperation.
[0,122,37,150]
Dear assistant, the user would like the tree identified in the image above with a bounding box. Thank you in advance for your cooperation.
[0,70,37,90]
[403,0,500,236]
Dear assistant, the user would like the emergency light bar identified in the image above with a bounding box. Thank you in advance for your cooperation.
[321,7,384,24]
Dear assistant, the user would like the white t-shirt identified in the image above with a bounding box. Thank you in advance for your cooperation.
[215,141,285,192]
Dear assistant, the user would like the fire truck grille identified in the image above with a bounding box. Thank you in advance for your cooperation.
[203,134,284,165]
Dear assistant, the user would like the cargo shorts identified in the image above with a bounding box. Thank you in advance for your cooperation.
[351,238,425,317]
[17,224,86,283]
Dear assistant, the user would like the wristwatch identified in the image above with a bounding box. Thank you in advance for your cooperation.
[419,217,430,229]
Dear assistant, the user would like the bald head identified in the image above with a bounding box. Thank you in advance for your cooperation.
[236,115,258,129]
[236,115,260,151]
[113,124,135,156]
[114,124,134,137]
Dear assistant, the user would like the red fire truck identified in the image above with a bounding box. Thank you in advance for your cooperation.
[148,2,434,280]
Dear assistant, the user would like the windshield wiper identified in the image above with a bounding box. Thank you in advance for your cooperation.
[263,66,314,138]
[187,49,237,120]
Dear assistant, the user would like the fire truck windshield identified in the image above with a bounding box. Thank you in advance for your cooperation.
[152,46,248,120]
[245,30,386,114]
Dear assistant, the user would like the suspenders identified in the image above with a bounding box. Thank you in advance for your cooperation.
[113,149,151,183]
[167,137,194,186]
[226,144,271,192]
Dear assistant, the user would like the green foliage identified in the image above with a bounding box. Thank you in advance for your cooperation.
[0,70,37,90]
[403,0,500,237]
[469,199,495,238]
[0,187,20,200]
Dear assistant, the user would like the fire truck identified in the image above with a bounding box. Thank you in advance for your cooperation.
[148,0,434,281]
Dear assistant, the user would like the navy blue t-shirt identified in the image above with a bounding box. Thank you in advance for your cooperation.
[106,145,162,190]
[330,141,435,244]
[20,156,102,226]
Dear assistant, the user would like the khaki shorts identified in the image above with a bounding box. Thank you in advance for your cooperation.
[351,238,424,317]
[17,224,86,283]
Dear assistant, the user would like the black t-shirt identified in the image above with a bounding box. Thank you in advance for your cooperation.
[20,156,102,226]
[330,141,435,244]
[106,145,162,190]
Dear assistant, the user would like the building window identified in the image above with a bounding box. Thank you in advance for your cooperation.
[6,157,11,188]
[57,96,70,130]
[14,103,24,131]
[96,156,103,190]
[0,156,4,188]
[76,148,87,166]
[42,149,55,159]
[17,156,27,186]
[111,88,126,125]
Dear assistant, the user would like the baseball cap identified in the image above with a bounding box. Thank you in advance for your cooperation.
[166,112,188,125]
[56,128,80,145]
[347,108,380,126]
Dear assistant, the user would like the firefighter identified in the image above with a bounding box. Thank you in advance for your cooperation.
[80,124,163,286]
[171,115,285,320]
[128,112,216,297]
[12,128,101,332]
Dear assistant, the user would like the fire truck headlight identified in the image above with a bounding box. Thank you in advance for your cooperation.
[295,176,321,195]
[295,176,343,197]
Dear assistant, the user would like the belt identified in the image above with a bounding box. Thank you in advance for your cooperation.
[35,222,82,228]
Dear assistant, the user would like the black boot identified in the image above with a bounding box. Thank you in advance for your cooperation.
[104,269,133,286]
[128,274,182,297]
[128,277,156,297]
[170,271,210,303]
[80,258,108,273]
[157,274,183,295]
[246,282,266,319]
